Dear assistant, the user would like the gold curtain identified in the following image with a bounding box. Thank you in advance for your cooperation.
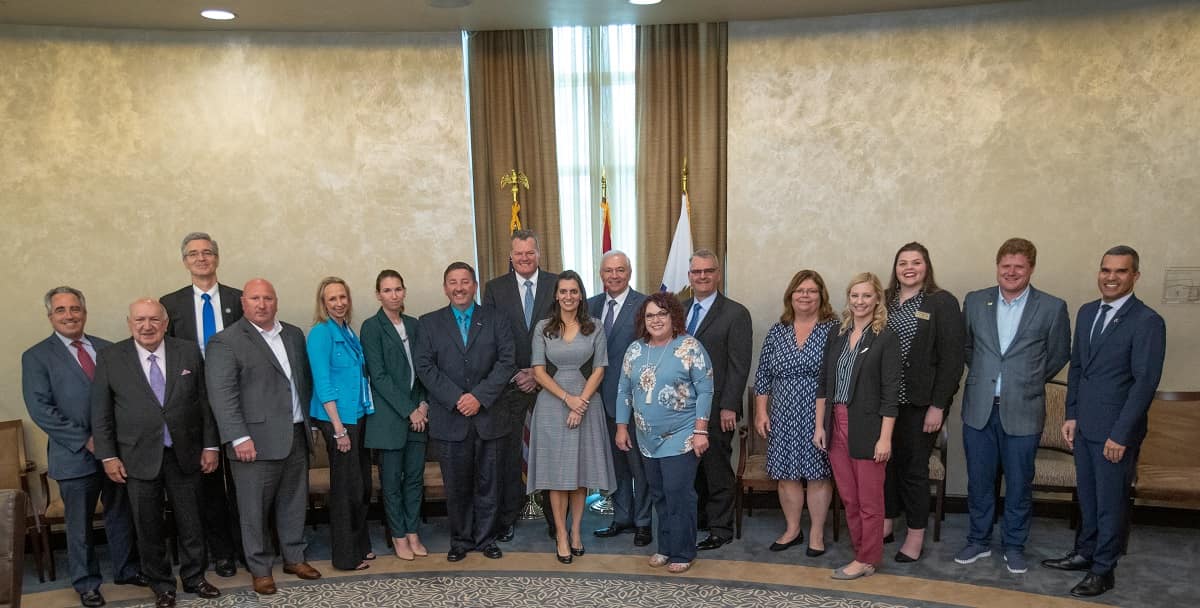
[635,23,728,293]
[467,29,563,281]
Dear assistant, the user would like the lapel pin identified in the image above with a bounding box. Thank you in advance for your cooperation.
[225,308,231,314]
[181,369,192,376]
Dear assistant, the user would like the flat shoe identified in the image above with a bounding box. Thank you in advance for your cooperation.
[769,532,804,552]
[667,561,693,573]
[831,565,876,580]
[805,546,826,557]
[895,550,920,563]
[648,553,669,567]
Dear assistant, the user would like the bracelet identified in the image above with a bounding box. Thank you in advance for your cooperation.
[693,430,709,436]
[333,431,348,439]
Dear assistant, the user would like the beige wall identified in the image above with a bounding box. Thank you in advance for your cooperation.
[0,26,473,485]
[727,1,1200,496]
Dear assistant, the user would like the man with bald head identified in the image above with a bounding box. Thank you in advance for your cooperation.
[92,299,221,608]
[205,279,319,595]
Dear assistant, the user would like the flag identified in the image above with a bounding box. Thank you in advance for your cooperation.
[600,192,612,253]
[659,192,693,292]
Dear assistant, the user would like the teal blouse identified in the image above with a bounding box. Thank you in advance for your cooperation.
[616,334,714,458]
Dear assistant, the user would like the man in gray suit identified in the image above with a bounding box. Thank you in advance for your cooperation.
[587,250,652,546]
[22,286,143,608]
[955,238,1071,574]
[205,279,321,595]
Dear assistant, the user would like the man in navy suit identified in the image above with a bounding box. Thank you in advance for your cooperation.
[415,262,516,561]
[22,287,143,607]
[588,250,652,546]
[1042,246,1166,598]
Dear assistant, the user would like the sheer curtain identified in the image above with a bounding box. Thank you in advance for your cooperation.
[552,25,638,296]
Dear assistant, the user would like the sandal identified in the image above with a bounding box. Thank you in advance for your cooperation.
[667,561,693,573]
[648,554,669,568]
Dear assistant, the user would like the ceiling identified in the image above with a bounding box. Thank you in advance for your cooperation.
[0,0,1008,32]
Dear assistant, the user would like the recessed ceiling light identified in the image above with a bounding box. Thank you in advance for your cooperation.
[200,9,237,21]
[629,0,663,5]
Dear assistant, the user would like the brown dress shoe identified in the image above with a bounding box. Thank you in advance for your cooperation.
[283,562,322,580]
[252,576,277,595]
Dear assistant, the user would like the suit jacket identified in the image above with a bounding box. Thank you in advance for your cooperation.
[414,304,516,442]
[21,333,113,480]
[896,289,965,410]
[818,326,901,460]
[588,289,648,418]
[90,337,219,480]
[1066,295,1166,446]
[482,270,558,370]
[682,292,753,417]
[161,283,244,345]
[962,285,1071,436]
[204,317,314,461]
[360,308,428,450]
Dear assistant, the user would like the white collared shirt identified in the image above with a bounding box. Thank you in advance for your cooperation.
[56,332,96,367]
[233,320,304,448]
[1092,292,1133,336]
[393,321,415,389]
[687,292,718,331]
[515,269,540,312]
[192,284,226,350]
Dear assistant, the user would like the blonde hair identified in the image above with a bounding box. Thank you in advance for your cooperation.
[313,276,353,325]
[839,272,888,335]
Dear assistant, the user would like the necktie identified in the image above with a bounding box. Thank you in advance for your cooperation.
[71,340,95,381]
[458,314,470,346]
[201,293,217,345]
[523,280,535,329]
[1090,303,1112,345]
[686,302,703,335]
[148,354,172,447]
[604,299,617,334]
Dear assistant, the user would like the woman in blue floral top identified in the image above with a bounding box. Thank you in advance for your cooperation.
[615,292,714,573]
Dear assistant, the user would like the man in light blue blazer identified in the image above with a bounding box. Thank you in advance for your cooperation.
[587,250,652,546]
[1043,246,1166,598]
[956,239,1071,574]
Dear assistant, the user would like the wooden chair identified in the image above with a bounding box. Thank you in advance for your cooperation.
[928,422,948,541]
[1031,380,1079,527]
[306,428,382,519]
[0,420,52,583]
[1127,390,1200,550]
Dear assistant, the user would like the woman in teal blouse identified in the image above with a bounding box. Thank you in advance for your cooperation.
[307,276,374,571]
[615,292,714,573]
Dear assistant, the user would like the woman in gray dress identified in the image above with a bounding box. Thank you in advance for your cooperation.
[528,270,615,564]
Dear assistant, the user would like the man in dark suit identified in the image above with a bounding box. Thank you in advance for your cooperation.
[481,229,558,542]
[415,262,516,561]
[205,279,321,595]
[683,249,753,551]
[91,298,222,608]
[957,238,1071,574]
[22,286,143,608]
[1042,246,1166,598]
[588,250,652,546]
[159,231,243,578]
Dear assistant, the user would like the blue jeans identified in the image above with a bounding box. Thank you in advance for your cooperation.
[643,452,699,564]
[963,401,1040,551]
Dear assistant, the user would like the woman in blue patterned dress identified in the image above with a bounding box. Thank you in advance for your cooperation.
[753,270,837,557]
[615,292,714,574]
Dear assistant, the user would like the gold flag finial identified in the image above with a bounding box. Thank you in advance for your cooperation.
[500,169,530,232]
[681,157,688,195]
[601,168,608,199]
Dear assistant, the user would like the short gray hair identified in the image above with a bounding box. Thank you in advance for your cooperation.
[180,232,219,259]
[601,249,631,268]
[1103,245,1140,272]
[510,229,540,252]
[689,248,720,270]
[44,286,86,315]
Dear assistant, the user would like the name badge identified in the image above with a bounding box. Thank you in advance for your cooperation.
[914,311,931,321]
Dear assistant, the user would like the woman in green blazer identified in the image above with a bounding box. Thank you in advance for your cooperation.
[361,269,429,560]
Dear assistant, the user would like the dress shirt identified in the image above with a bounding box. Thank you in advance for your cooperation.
[56,332,97,366]
[994,286,1030,397]
[232,320,303,447]
[605,287,630,312]
[515,269,540,312]
[1091,292,1133,336]
[452,304,476,341]
[192,284,226,348]
[687,292,718,331]
[105,342,216,460]
[393,321,415,389]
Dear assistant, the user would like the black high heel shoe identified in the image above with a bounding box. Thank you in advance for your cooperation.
[556,551,573,564]
[571,545,586,557]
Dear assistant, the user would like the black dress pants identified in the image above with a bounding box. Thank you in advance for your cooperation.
[317,420,373,569]
[885,404,937,530]
[695,426,736,539]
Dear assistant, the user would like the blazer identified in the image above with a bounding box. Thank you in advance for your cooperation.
[414,304,516,442]
[894,289,965,410]
[481,270,558,370]
[360,308,428,450]
[818,326,901,460]
[962,285,1071,436]
[682,292,753,417]
[205,317,314,461]
[161,283,244,345]
[306,318,370,424]
[588,289,648,418]
[21,333,113,481]
[90,337,219,480]
[1066,295,1166,446]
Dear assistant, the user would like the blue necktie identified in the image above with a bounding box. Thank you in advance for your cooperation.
[523,280,535,329]
[458,314,470,346]
[201,293,217,345]
[686,302,702,335]
[604,299,617,334]
[148,354,172,447]
[1090,303,1112,345]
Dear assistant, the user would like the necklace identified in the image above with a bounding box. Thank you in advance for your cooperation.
[640,338,673,404]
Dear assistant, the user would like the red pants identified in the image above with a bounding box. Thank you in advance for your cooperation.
[828,404,886,566]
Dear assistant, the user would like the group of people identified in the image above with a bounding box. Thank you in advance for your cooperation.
[20,229,1165,607]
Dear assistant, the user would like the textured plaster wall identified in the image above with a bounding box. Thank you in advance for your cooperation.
[0,26,473,479]
[728,1,1200,496]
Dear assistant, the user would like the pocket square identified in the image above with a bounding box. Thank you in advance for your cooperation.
[180,369,193,376]
[860,347,870,354]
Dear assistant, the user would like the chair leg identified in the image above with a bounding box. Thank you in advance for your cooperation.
[29,526,45,583]
[746,489,753,518]
[933,481,945,542]
[734,488,743,540]
[46,525,57,581]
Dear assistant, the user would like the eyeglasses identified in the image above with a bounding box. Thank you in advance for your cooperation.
[644,310,671,319]
[794,289,821,296]
[185,250,217,260]
[689,268,718,276]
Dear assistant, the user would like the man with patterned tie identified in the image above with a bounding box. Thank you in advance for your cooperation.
[22,286,144,608]
[91,298,222,608]
[160,232,244,578]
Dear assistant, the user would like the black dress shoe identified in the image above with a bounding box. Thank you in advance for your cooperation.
[447,548,467,562]
[482,544,504,559]
[497,524,515,543]
[594,523,633,538]
[696,535,731,551]
[154,591,176,608]
[183,579,221,598]
[214,559,237,578]
[769,531,804,552]
[115,573,150,587]
[634,527,653,547]
[79,590,106,607]
[805,546,826,557]
[895,550,921,563]
[1070,572,1115,597]
[1042,551,1093,571]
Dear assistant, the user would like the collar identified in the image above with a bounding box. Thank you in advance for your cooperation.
[192,283,219,298]
[693,291,718,310]
[452,303,476,321]
[1100,292,1133,314]
[134,340,167,362]
[56,332,91,349]
[515,269,539,289]
[606,287,630,308]
[997,285,1031,306]
[253,320,284,338]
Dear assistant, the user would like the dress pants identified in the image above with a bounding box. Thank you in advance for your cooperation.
[228,423,310,577]
[199,455,242,565]
[496,387,553,532]
[694,425,735,538]
[963,400,1040,551]
[828,405,886,566]
[317,420,372,570]
[644,452,699,564]
[605,415,652,528]
[1074,435,1139,575]
[378,441,426,536]
[56,471,140,593]
[437,424,502,552]
[126,448,207,595]
[884,403,937,530]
